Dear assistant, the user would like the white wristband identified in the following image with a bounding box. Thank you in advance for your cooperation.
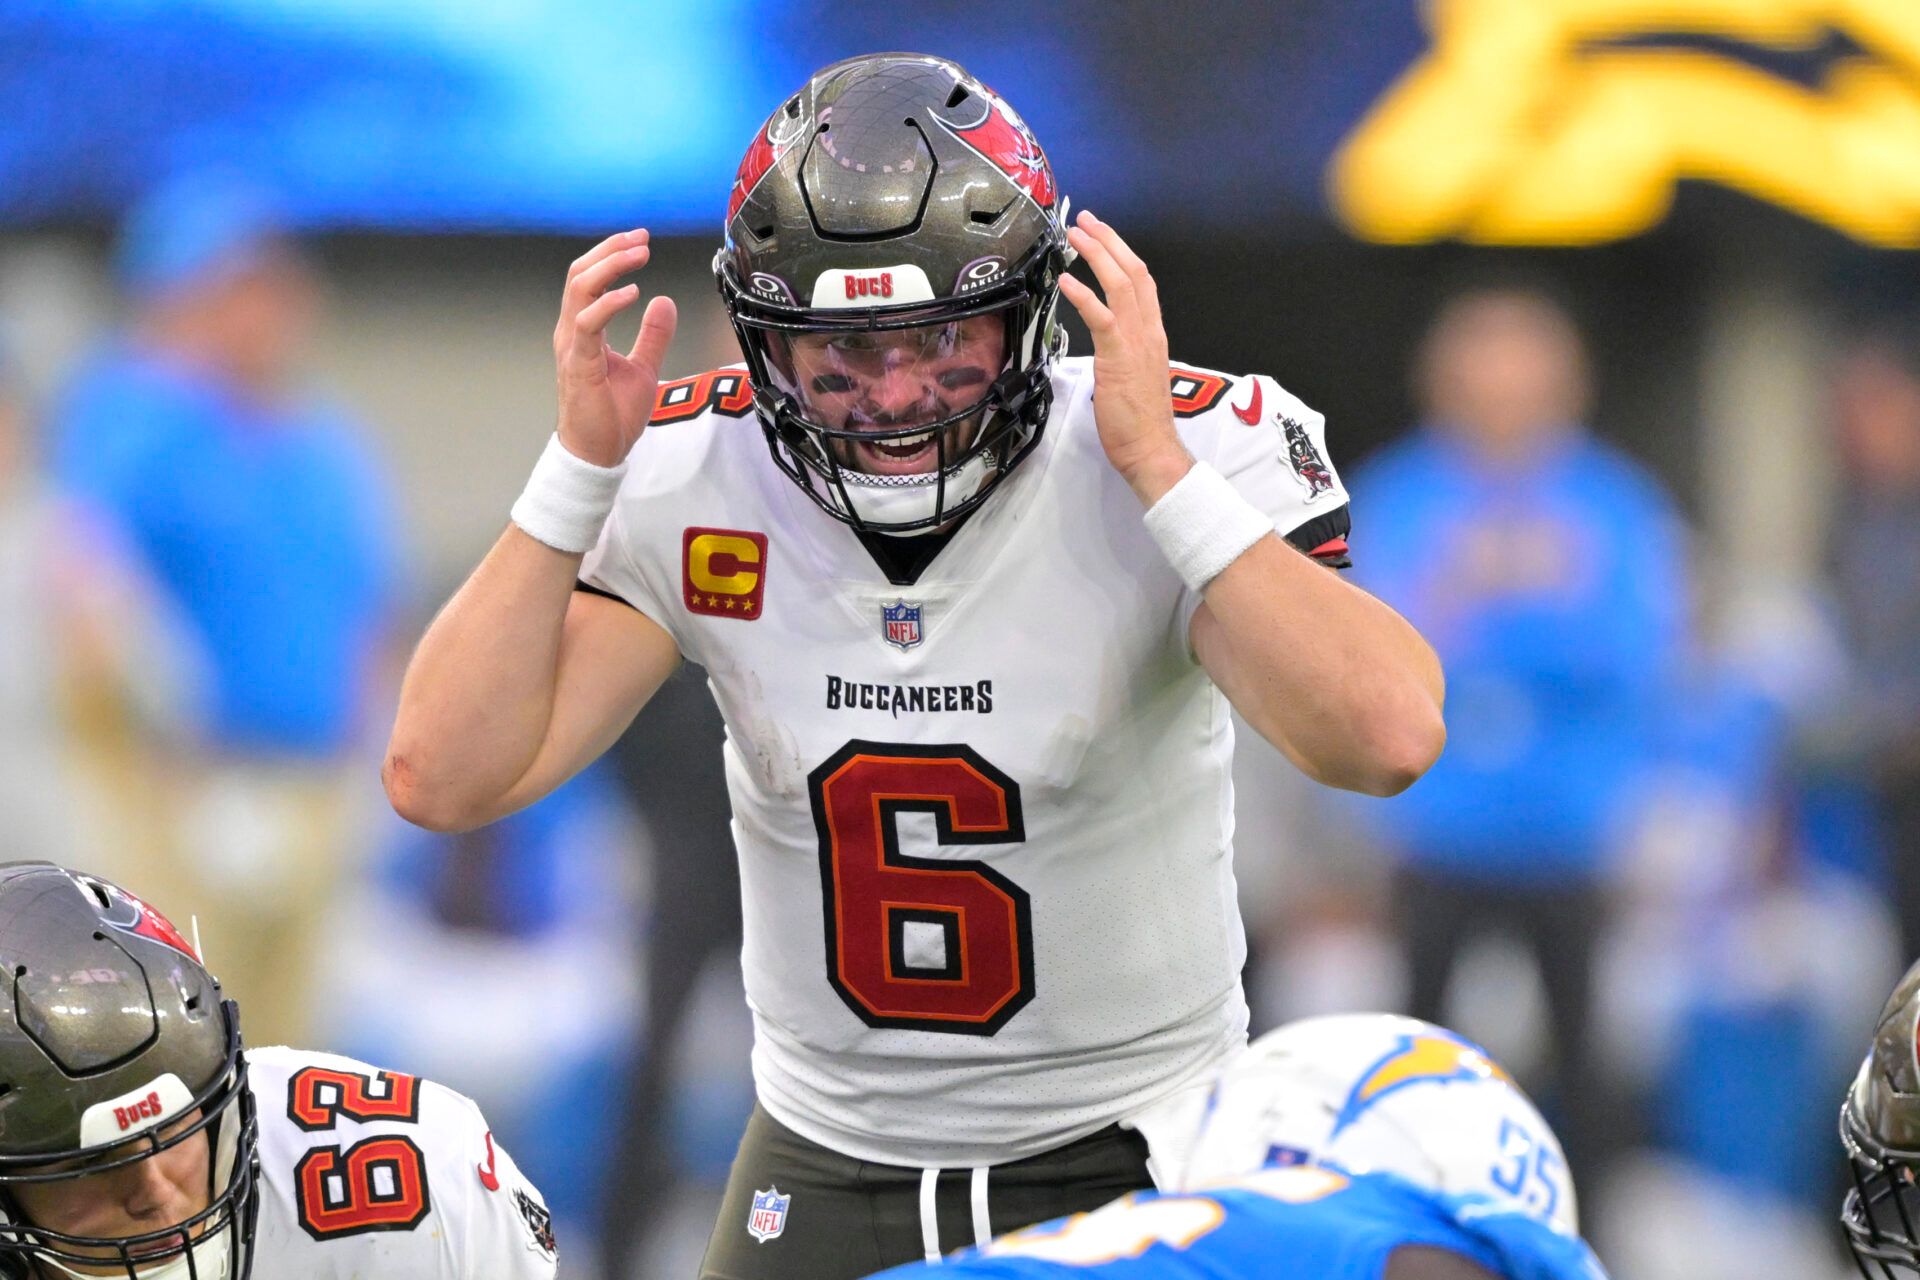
[1143,461,1274,593]
[509,435,628,554]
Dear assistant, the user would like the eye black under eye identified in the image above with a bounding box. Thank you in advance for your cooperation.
[811,374,856,394]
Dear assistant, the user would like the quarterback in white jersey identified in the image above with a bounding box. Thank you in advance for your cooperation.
[388,51,1444,1280]
[0,863,555,1280]
[578,351,1347,1167]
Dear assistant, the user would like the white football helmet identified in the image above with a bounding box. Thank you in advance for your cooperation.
[1178,1013,1579,1236]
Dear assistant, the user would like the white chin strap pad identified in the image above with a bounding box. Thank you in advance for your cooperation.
[836,450,997,532]
[37,1236,232,1280]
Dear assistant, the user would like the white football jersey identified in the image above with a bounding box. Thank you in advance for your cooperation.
[244,1046,557,1278]
[581,354,1350,1167]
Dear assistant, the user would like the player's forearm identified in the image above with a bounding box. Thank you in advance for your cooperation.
[384,524,580,831]
[1199,535,1445,796]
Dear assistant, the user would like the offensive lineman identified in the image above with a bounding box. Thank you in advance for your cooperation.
[386,52,1446,1279]
[0,862,556,1279]
[865,1014,1606,1280]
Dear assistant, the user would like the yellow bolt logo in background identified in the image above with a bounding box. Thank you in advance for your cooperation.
[1330,0,1920,246]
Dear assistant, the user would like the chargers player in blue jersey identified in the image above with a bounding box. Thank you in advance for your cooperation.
[864,1014,1608,1280]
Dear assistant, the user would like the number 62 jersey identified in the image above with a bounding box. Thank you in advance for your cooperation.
[580,354,1352,1169]
[244,1046,558,1278]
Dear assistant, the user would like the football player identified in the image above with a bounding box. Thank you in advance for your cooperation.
[0,862,557,1279]
[386,52,1446,1280]
[865,1014,1606,1280]
[1842,956,1920,1277]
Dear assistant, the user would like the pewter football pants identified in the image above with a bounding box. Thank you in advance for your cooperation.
[698,1102,1154,1279]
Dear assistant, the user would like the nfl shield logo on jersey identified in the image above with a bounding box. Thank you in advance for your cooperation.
[747,1186,791,1242]
[881,600,924,650]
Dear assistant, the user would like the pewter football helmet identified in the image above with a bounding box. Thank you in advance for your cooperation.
[0,864,257,1279]
[1844,958,1920,1277]
[716,52,1070,533]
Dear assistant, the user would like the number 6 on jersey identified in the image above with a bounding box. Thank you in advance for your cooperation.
[808,742,1033,1034]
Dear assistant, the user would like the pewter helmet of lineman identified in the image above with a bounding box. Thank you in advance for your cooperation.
[715,52,1071,534]
[0,863,259,1280]
[1844,957,1920,1276]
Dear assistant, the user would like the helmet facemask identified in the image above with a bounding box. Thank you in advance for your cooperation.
[723,239,1062,535]
[1844,959,1920,1279]
[0,1004,258,1280]
[1845,1105,1920,1278]
[715,52,1070,536]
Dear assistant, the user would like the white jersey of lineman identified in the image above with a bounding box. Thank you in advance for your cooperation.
[244,1046,556,1278]
[582,354,1350,1168]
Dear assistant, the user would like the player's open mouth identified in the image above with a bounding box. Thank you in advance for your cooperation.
[853,429,940,475]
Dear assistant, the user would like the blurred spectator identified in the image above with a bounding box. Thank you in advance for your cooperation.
[1350,287,1689,1182]
[321,762,643,1267]
[0,341,186,869]
[46,171,403,1047]
[1826,332,1920,961]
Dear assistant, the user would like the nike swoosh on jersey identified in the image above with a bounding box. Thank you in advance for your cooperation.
[478,1130,500,1191]
[1232,379,1263,425]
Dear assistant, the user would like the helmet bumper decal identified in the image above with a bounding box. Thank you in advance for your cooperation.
[809,265,936,309]
[78,1073,195,1149]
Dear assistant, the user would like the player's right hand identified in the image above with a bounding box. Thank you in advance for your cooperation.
[553,228,678,468]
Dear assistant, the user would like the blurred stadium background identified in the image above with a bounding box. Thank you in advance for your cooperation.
[3,1,1917,1277]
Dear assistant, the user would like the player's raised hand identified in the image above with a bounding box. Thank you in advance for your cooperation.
[1057,211,1192,505]
[553,228,679,468]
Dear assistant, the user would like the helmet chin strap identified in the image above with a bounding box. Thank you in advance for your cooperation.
[836,449,999,533]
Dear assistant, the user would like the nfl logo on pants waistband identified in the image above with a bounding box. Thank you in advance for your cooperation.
[882,600,923,650]
[747,1186,790,1243]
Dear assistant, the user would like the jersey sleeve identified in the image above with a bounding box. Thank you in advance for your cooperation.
[578,494,686,651]
[1165,368,1352,637]
[449,1125,560,1279]
[1200,372,1350,562]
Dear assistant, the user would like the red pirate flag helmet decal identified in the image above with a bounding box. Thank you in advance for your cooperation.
[729,98,812,224]
[938,90,1057,210]
[77,874,201,962]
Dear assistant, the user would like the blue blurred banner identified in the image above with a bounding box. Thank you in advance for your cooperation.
[0,0,806,231]
[8,0,1917,244]
[0,0,1417,235]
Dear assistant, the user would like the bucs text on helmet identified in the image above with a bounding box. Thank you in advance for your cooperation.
[715,52,1071,534]
[1844,957,1920,1277]
[0,864,258,1280]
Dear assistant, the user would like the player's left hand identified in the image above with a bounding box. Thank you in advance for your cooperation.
[1057,210,1193,505]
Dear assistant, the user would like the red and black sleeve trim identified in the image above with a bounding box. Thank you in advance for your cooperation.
[1284,505,1352,569]
[574,580,638,610]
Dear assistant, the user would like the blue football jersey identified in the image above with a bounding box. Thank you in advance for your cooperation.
[865,1167,1607,1280]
